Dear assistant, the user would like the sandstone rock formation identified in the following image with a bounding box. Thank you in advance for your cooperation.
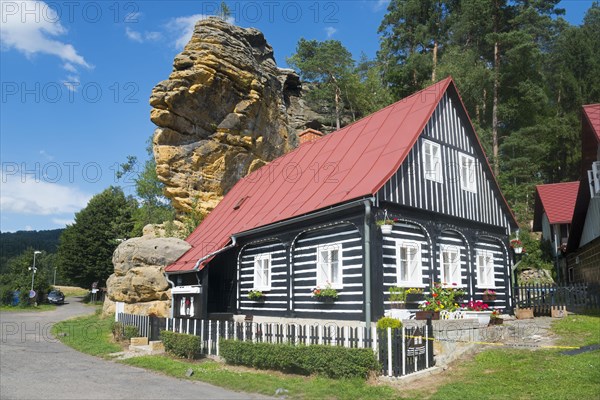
[103,236,191,317]
[150,17,330,216]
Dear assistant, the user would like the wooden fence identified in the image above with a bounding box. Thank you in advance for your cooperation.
[117,314,435,378]
[513,282,598,314]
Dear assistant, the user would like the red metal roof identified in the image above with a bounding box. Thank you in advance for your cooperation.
[535,182,580,225]
[583,104,600,142]
[166,77,516,273]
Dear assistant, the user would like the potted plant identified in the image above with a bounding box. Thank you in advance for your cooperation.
[389,287,406,308]
[248,290,265,301]
[489,309,503,325]
[482,289,497,302]
[405,287,424,302]
[510,239,524,254]
[462,300,492,325]
[416,282,463,320]
[376,219,396,234]
[312,283,338,302]
[376,210,397,234]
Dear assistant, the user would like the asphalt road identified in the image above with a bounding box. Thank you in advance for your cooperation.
[0,299,267,400]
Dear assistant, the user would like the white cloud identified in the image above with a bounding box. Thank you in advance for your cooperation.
[24,225,33,231]
[125,27,162,43]
[325,26,337,38]
[125,27,143,43]
[62,75,80,92]
[166,14,209,49]
[0,0,90,68]
[62,62,77,73]
[0,172,91,216]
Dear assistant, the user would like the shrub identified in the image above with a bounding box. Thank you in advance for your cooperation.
[111,321,124,341]
[0,288,14,305]
[376,317,402,331]
[123,325,139,340]
[220,340,380,379]
[160,330,201,359]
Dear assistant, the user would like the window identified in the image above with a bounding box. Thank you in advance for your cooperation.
[423,140,443,182]
[317,244,342,288]
[253,254,271,290]
[476,250,495,287]
[459,153,476,192]
[440,247,461,285]
[396,241,422,285]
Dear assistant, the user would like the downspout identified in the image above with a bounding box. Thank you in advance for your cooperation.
[364,199,373,336]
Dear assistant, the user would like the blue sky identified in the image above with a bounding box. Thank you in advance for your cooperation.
[0,0,594,233]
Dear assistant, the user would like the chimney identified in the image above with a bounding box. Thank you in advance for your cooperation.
[298,128,324,145]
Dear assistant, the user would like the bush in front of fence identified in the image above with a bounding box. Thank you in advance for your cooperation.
[160,330,201,359]
[220,340,380,379]
[376,317,403,331]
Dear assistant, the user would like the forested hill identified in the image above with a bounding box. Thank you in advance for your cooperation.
[0,229,63,272]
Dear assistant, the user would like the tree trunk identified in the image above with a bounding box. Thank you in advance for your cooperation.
[431,40,438,82]
[334,85,341,130]
[492,40,500,177]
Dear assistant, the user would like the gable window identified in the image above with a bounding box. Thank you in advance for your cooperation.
[317,243,342,288]
[423,140,443,182]
[253,254,271,290]
[440,247,461,285]
[476,250,495,288]
[396,241,422,285]
[459,153,476,192]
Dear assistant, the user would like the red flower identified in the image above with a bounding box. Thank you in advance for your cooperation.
[432,293,438,298]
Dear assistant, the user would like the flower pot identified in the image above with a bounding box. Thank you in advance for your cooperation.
[482,294,496,302]
[515,307,534,320]
[380,224,393,234]
[316,296,336,303]
[415,311,440,320]
[464,310,492,325]
[406,293,425,303]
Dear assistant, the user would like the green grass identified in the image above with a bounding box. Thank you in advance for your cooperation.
[52,312,122,356]
[120,356,399,400]
[0,304,56,312]
[53,285,89,297]
[55,311,600,400]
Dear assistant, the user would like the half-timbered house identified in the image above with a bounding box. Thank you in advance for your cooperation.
[164,77,519,327]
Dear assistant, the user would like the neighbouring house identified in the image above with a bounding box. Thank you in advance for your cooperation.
[566,104,600,286]
[532,181,579,279]
[164,77,519,327]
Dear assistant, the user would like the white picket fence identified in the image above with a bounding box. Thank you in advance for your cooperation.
[117,314,435,377]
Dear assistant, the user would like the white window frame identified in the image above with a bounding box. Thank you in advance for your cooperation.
[440,246,462,286]
[459,153,477,192]
[253,254,271,291]
[423,139,443,183]
[316,243,343,289]
[476,250,495,288]
[396,240,423,286]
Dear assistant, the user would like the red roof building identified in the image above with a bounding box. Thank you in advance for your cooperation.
[534,182,580,226]
[165,77,519,323]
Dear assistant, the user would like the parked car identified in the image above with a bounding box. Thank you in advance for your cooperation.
[47,290,65,304]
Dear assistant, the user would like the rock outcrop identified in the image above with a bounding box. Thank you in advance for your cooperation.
[150,17,329,215]
[103,237,191,317]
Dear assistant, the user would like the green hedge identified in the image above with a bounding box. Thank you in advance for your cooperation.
[220,340,380,379]
[160,330,201,359]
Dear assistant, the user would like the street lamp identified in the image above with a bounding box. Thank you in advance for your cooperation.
[29,251,42,293]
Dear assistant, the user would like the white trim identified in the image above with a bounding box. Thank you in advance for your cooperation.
[316,242,343,289]
[459,152,477,192]
[253,253,272,291]
[423,139,443,183]
[395,239,423,286]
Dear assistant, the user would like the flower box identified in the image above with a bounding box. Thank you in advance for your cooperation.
[415,311,440,320]
[464,310,492,325]
[489,317,503,325]
[482,294,496,302]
